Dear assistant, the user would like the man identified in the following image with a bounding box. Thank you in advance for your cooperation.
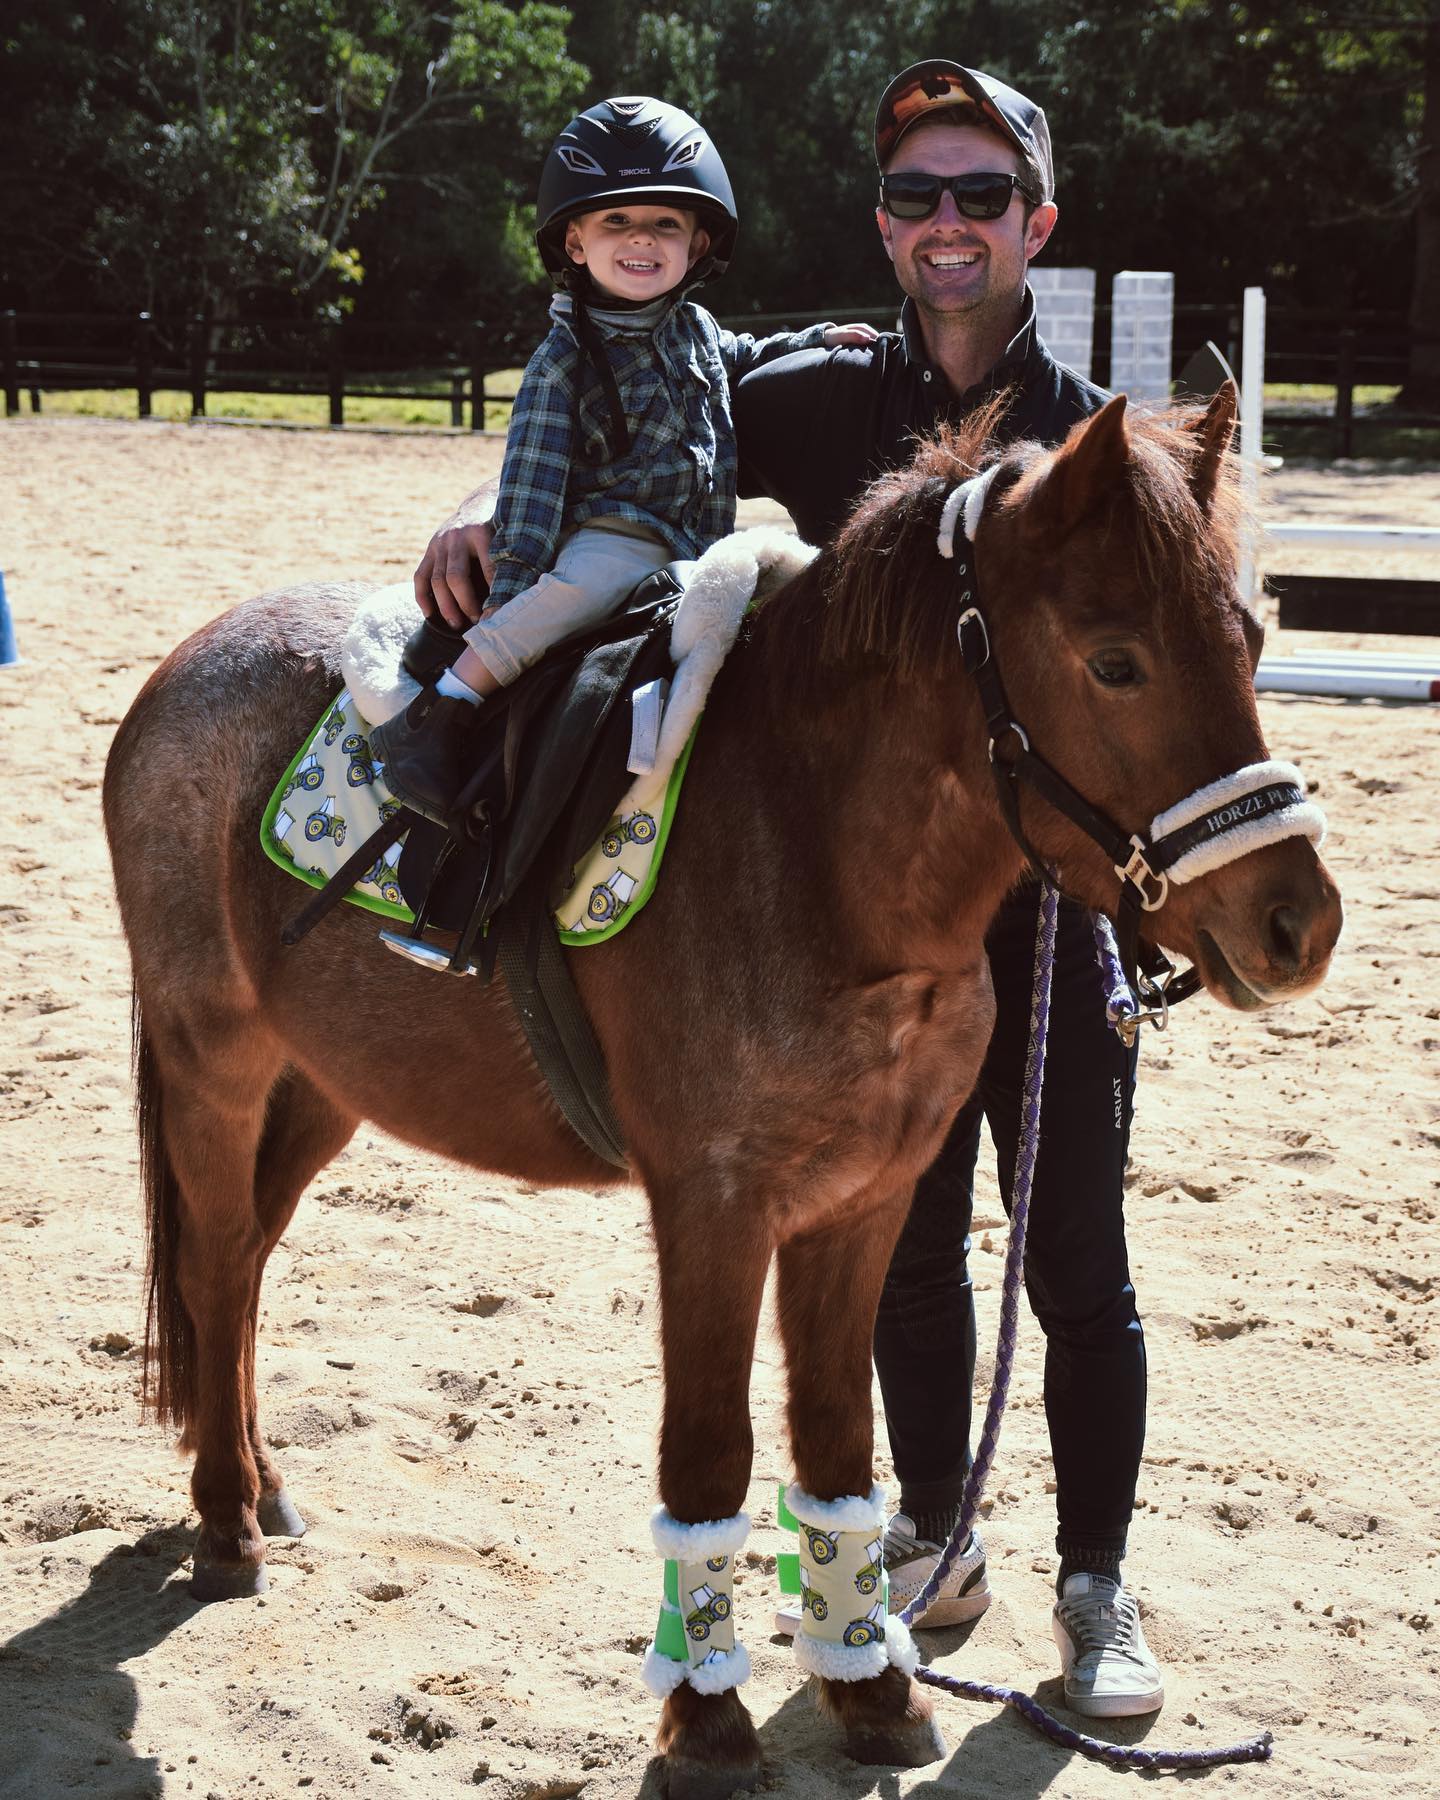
[412,59,1163,1721]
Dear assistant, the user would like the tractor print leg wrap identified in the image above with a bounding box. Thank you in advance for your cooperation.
[783,1482,919,1683]
[642,1506,752,1699]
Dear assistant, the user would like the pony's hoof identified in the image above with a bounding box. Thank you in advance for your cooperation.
[845,1713,947,1768]
[663,1753,764,1800]
[191,1557,269,1602]
[656,1686,762,1799]
[256,1487,306,1537]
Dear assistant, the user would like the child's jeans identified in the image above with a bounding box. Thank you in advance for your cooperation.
[463,524,674,686]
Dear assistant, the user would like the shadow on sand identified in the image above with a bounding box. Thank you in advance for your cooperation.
[0,1522,202,1798]
[633,1625,1172,1798]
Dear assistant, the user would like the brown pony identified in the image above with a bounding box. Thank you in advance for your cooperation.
[103,387,1341,1796]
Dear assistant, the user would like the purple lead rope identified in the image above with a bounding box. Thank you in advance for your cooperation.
[902,878,1059,1611]
[1090,909,1141,1035]
[900,879,1274,1771]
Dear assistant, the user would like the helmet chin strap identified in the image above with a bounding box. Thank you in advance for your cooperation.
[569,290,633,460]
[936,467,1327,1014]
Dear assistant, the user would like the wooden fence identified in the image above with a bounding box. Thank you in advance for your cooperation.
[0,310,532,431]
[4,305,1434,452]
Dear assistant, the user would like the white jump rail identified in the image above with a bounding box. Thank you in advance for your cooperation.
[1221,288,1440,693]
[1238,288,1440,588]
[1262,650,1440,671]
[1264,524,1440,551]
[1255,647,1440,701]
[1255,666,1440,700]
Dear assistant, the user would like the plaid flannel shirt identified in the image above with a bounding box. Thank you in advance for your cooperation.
[488,296,832,605]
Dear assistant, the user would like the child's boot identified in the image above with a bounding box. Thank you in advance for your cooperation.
[369,687,479,824]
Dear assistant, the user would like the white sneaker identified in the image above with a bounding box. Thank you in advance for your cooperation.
[773,1514,991,1635]
[1051,1573,1165,1718]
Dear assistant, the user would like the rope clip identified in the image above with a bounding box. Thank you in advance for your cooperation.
[1114,968,1170,1048]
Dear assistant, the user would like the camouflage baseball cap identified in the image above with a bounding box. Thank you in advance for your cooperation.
[874,60,1054,203]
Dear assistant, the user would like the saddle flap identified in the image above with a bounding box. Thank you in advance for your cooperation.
[392,582,683,934]
[501,623,668,906]
[537,625,680,906]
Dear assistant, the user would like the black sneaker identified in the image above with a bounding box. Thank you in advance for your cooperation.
[369,687,479,825]
[400,614,469,685]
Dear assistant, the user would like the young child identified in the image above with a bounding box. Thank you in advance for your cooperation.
[373,95,874,821]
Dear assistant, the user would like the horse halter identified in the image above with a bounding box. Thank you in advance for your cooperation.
[937,467,1327,1030]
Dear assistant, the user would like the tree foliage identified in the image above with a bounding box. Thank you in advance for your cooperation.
[1,0,1432,371]
[1,1,584,319]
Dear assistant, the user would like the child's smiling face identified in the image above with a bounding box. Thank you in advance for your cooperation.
[564,203,710,303]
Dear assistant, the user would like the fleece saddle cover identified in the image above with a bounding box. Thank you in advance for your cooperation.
[260,527,815,945]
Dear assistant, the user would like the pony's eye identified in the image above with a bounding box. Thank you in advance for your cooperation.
[1087,650,1140,687]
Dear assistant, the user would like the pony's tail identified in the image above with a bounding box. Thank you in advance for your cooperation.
[134,992,195,1432]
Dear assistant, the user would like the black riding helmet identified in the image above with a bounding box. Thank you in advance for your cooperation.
[535,96,738,293]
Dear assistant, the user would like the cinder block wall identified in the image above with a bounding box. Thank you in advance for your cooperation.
[1111,271,1174,403]
[1029,267,1096,379]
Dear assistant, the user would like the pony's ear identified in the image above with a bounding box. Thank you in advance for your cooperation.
[1187,380,1239,514]
[1034,393,1130,537]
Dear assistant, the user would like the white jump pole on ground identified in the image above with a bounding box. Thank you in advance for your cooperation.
[1237,286,1266,603]
[1256,647,1440,701]
[1254,664,1440,700]
[1265,523,1440,551]
[1261,650,1440,670]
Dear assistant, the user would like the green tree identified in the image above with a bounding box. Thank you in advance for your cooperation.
[1038,3,1424,305]
[1,1,585,320]
[4,0,1433,391]
[1406,3,1438,403]
[572,1,1051,317]
[557,1,1431,353]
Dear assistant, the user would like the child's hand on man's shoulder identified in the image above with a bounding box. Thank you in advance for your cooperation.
[822,323,881,349]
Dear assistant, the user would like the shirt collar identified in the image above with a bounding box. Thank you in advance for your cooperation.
[551,292,674,335]
[900,286,1040,397]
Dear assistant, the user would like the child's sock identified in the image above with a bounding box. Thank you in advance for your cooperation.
[436,665,484,705]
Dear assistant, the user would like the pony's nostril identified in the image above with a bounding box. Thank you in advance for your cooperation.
[1268,902,1304,969]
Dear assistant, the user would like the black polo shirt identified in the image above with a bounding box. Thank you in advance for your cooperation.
[735,288,1109,545]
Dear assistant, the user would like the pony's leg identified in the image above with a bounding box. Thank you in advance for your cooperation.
[775,1195,946,1769]
[650,1200,771,1800]
[148,1009,285,1600]
[247,1067,358,1538]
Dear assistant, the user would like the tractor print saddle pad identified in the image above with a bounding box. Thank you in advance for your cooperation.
[260,526,816,946]
[259,686,693,945]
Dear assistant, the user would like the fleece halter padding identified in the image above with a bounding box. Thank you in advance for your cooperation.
[935,467,1327,942]
[1146,759,1325,887]
[937,462,1003,561]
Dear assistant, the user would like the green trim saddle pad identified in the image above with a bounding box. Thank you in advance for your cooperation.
[260,688,695,946]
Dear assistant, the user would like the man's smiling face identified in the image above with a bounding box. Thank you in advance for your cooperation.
[875,121,1056,329]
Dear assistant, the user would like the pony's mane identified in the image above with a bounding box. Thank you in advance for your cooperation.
[759,395,1244,689]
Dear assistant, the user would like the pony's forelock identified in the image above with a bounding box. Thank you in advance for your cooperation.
[814,395,1015,679]
[759,397,1246,688]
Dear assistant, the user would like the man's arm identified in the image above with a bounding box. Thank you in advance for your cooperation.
[414,480,500,626]
[733,343,879,546]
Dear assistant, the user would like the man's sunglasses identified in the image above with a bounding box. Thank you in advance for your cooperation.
[879,171,1037,221]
